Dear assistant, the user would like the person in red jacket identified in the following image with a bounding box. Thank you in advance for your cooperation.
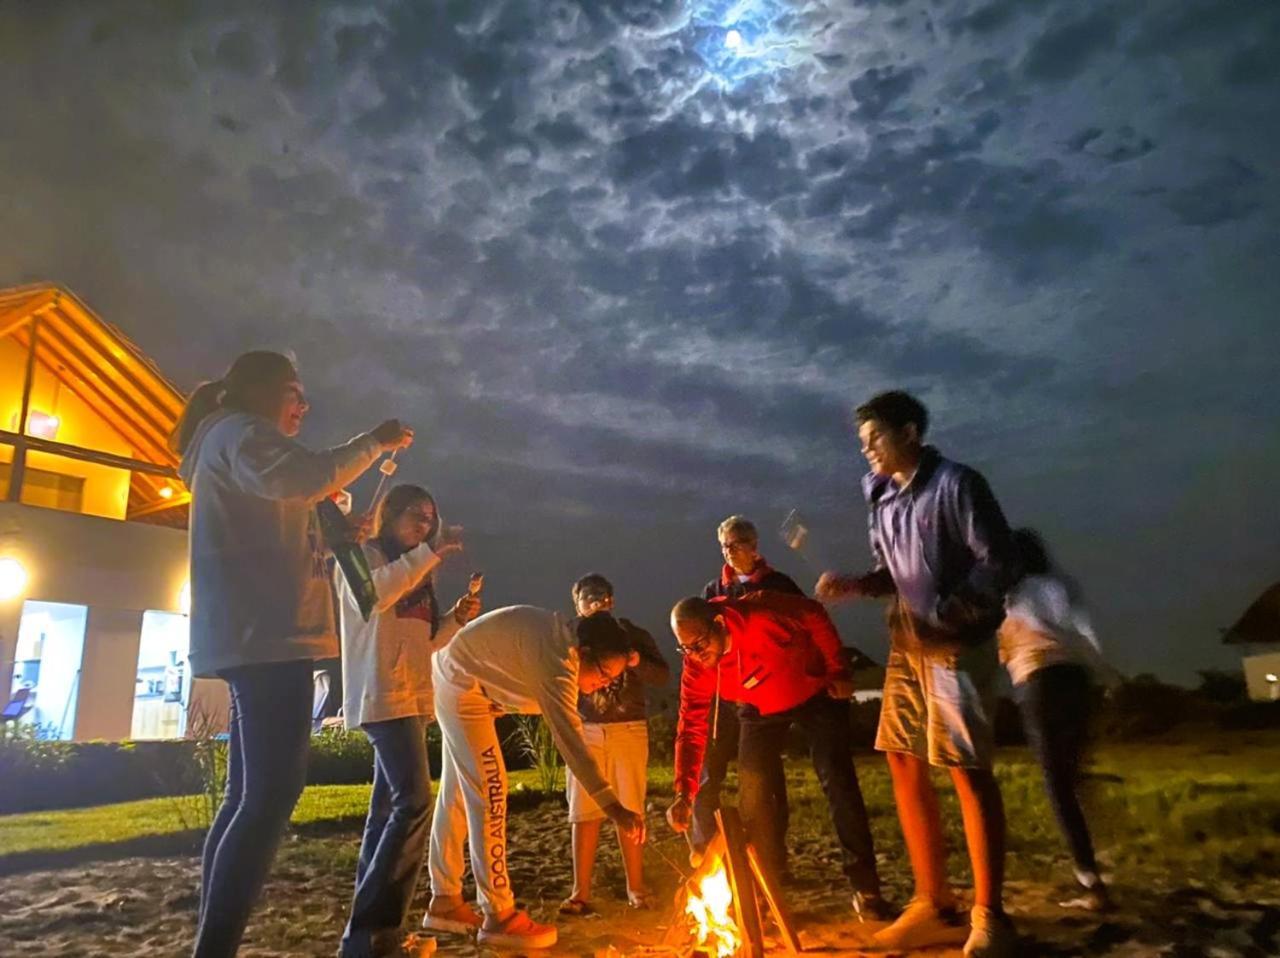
[665,592,891,920]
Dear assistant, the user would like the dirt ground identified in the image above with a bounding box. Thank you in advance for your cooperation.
[2,795,1278,957]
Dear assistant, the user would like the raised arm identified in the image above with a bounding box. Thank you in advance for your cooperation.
[363,542,443,615]
[231,420,383,503]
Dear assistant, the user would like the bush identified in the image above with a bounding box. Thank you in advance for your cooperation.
[0,727,384,815]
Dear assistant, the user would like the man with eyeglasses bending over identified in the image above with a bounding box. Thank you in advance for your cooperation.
[665,591,892,922]
[690,516,804,868]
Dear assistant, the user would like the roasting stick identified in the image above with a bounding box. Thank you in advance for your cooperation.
[368,447,401,514]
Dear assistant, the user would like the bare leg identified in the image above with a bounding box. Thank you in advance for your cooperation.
[617,821,648,901]
[570,820,604,902]
[949,766,1005,911]
[885,750,950,903]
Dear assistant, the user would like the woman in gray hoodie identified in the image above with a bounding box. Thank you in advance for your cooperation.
[173,351,412,958]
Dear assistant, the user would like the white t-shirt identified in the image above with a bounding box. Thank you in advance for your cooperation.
[999,574,1111,686]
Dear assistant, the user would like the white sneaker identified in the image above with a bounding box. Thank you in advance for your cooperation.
[963,906,1017,958]
[870,897,967,951]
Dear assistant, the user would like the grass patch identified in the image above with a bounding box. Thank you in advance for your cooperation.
[2,731,1277,893]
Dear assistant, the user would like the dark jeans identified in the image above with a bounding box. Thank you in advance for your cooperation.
[194,660,314,958]
[1016,663,1099,879]
[738,693,880,896]
[341,715,433,957]
[690,701,792,854]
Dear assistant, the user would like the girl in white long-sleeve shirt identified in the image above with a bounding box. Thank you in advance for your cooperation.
[336,485,481,957]
[424,607,646,950]
[174,351,413,958]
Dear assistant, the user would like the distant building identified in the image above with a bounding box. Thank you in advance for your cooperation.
[1221,582,1280,702]
[0,283,222,740]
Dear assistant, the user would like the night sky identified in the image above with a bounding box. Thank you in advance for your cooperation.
[3,1,1278,684]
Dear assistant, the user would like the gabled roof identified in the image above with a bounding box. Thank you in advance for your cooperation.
[1223,582,1280,646]
[0,282,189,525]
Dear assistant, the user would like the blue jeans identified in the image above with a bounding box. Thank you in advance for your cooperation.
[341,715,433,957]
[738,693,880,895]
[690,700,790,854]
[194,660,314,958]
[1016,663,1099,879]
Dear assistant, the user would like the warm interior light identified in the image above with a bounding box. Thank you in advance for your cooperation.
[158,485,175,500]
[0,557,29,601]
[178,581,191,616]
[8,409,60,440]
[1267,673,1279,683]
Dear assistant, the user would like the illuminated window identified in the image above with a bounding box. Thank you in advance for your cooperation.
[130,611,191,740]
[9,601,88,740]
[0,462,87,512]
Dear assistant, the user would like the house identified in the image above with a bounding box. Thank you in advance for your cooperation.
[0,282,219,740]
[1221,581,1280,702]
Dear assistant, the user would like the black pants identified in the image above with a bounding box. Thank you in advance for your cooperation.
[1016,664,1100,880]
[738,694,880,895]
[342,715,433,957]
[690,700,790,855]
[195,661,314,958]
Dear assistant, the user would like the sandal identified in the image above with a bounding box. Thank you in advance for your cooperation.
[627,892,654,910]
[559,897,596,917]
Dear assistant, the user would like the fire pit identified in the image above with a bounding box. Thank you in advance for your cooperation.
[660,808,801,958]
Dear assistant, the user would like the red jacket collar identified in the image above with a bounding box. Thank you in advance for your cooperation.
[720,558,775,590]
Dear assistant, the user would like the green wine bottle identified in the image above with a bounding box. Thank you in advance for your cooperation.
[317,498,379,621]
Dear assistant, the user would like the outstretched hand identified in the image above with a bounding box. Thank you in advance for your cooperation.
[666,795,692,833]
[815,571,861,604]
[608,804,647,845]
[435,524,465,559]
[371,419,415,451]
[450,594,482,627]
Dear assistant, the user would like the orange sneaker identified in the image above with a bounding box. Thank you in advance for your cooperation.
[421,900,482,935]
[477,910,558,949]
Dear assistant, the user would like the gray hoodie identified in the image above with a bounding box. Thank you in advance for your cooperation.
[179,409,382,677]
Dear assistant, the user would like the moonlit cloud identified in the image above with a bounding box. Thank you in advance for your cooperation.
[1,0,1277,680]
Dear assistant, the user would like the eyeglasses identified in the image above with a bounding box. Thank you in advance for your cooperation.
[676,626,716,658]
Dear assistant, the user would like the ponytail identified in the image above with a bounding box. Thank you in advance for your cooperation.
[170,379,226,455]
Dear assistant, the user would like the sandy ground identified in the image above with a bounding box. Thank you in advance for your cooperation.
[2,798,1278,957]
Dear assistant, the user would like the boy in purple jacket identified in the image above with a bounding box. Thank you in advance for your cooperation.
[818,391,1020,958]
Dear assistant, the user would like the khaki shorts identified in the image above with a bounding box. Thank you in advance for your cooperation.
[566,720,649,822]
[875,639,999,769]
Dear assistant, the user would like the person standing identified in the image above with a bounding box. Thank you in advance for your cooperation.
[559,574,670,915]
[1001,528,1115,912]
[817,390,1020,957]
[692,516,803,861]
[665,592,890,919]
[173,350,413,958]
[424,607,646,950]
[336,485,482,958]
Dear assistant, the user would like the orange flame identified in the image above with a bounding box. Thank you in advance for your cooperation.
[684,852,741,958]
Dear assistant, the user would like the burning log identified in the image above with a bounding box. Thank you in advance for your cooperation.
[661,807,801,958]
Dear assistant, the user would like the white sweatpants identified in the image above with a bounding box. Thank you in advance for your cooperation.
[428,664,516,916]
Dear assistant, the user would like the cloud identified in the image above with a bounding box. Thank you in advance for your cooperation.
[0,0,1277,680]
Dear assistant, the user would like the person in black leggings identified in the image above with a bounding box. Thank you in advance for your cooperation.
[1000,528,1116,912]
[173,350,414,957]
